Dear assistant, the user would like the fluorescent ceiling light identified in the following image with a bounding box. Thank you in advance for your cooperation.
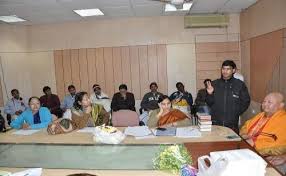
[73,8,104,17]
[165,2,193,12]
[0,15,26,23]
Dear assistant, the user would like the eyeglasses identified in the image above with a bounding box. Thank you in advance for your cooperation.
[255,132,277,141]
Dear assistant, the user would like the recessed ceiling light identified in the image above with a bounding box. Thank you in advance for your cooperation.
[165,2,193,12]
[73,8,104,17]
[0,15,26,23]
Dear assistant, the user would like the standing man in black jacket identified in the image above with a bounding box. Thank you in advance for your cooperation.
[206,60,250,133]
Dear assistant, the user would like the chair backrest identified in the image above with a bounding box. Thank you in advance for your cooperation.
[111,110,139,127]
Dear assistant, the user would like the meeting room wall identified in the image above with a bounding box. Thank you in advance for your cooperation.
[0,25,28,53]
[195,38,240,91]
[53,45,168,100]
[0,52,57,106]
[0,25,57,107]
[240,0,286,102]
[0,14,240,107]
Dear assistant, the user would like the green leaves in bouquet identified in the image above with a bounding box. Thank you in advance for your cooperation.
[153,144,192,174]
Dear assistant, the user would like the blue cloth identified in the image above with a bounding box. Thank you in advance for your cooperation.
[10,107,52,129]
[61,94,75,109]
[139,111,149,125]
[33,111,41,124]
[181,164,197,176]
[4,98,27,115]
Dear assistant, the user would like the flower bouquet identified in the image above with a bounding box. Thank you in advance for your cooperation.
[153,144,196,175]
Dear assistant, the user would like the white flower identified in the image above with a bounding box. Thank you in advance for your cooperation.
[166,145,186,163]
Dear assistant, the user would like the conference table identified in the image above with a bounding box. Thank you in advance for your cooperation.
[0,126,282,176]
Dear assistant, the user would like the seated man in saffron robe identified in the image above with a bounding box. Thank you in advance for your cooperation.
[147,95,191,128]
[240,92,286,174]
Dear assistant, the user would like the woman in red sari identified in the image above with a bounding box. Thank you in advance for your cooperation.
[147,95,191,128]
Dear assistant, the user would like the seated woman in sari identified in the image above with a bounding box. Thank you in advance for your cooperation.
[147,95,191,128]
[47,92,110,135]
[10,96,52,129]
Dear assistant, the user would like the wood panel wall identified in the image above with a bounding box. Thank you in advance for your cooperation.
[0,77,3,106]
[257,29,286,102]
[54,45,168,100]
[250,30,283,102]
[195,41,240,89]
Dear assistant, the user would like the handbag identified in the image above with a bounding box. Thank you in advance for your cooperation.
[47,118,76,135]
[197,149,267,176]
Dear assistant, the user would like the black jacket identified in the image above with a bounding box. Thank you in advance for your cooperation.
[111,92,136,112]
[206,77,250,126]
[195,88,208,106]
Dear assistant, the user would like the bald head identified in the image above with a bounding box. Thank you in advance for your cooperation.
[270,92,284,102]
[262,92,285,117]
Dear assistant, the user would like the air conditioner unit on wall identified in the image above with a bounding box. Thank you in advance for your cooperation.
[184,14,229,28]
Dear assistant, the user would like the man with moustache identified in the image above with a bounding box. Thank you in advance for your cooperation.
[4,89,27,125]
[206,60,250,133]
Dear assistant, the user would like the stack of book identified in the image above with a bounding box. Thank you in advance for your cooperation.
[197,113,212,131]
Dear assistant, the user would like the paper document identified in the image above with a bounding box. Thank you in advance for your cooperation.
[12,129,40,136]
[124,126,152,137]
[77,127,96,133]
[11,168,42,176]
[0,170,11,176]
[135,135,156,140]
[176,127,202,138]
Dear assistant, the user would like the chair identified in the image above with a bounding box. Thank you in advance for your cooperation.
[111,110,139,127]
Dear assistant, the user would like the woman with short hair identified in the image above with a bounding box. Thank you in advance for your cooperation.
[10,96,52,129]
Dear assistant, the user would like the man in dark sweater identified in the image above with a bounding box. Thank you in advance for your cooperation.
[139,82,163,125]
[111,84,136,112]
[40,86,63,118]
[206,60,250,133]
[195,79,211,114]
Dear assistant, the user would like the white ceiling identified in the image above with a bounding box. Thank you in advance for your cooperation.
[0,0,257,25]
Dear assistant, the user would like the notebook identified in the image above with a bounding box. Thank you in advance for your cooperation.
[155,127,176,136]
